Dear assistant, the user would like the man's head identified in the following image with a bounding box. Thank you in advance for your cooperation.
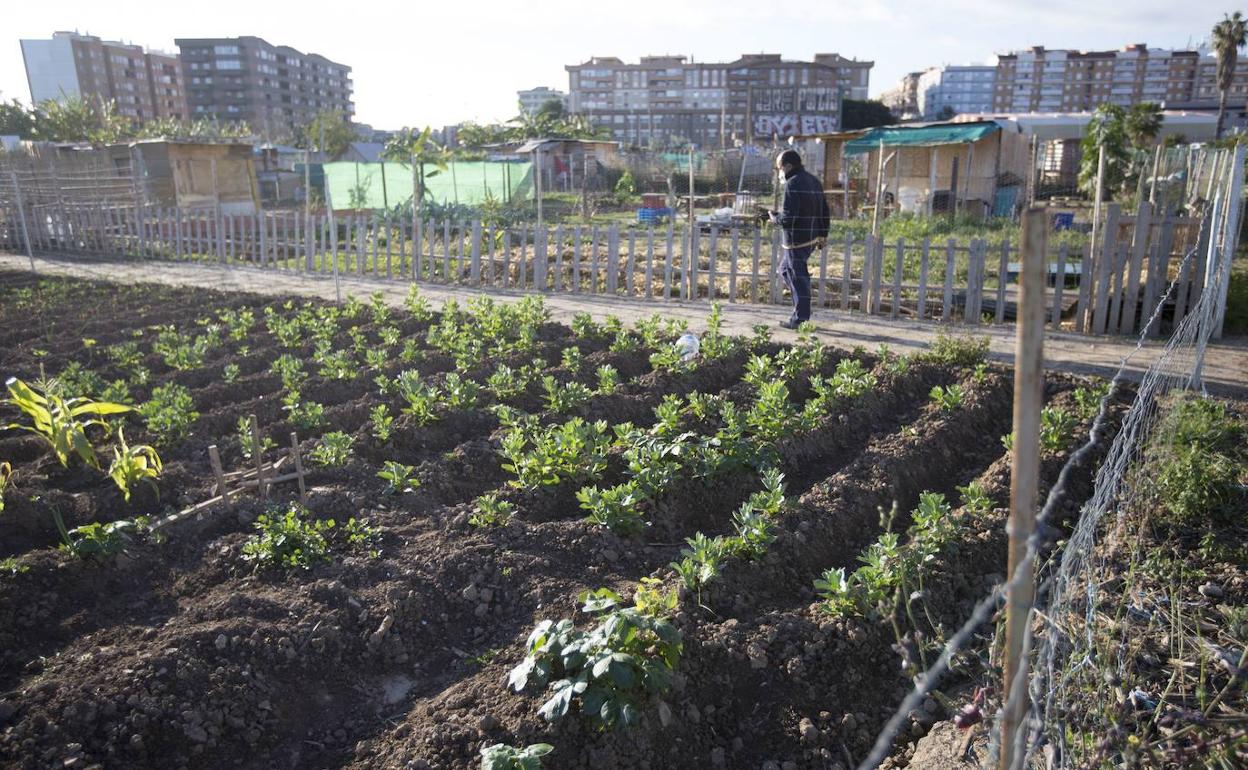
[776,149,803,176]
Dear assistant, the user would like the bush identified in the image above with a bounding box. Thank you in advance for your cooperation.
[1150,395,1245,527]
[925,334,989,368]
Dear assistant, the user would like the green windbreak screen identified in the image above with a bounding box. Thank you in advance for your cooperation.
[323,161,532,208]
[843,122,1000,156]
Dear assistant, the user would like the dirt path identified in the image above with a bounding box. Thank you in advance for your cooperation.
[4,252,1246,395]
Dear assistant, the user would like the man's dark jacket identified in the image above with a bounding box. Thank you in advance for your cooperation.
[777,166,831,249]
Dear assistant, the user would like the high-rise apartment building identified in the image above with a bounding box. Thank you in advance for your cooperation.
[992,44,1248,113]
[518,86,567,115]
[566,53,872,147]
[916,65,996,119]
[175,37,353,136]
[20,31,187,123]
[879,72,921,118]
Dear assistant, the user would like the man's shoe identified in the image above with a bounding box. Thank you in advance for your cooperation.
[778,320,800,330]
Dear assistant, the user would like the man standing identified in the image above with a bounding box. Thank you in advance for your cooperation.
[769,150,830,329]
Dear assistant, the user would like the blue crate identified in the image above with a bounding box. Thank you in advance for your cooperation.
[637,207,673,224]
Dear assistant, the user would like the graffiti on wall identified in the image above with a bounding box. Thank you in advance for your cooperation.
[751,87,839,136]
[753,114,838,137]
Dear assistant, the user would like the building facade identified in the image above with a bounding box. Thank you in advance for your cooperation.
[20,32,187,123]
[566,53,872,147]
[518,86,567,115]
[879,72,921,119]
[917,65,996,120]
[992,44,1248,113]
[175,37,353,137]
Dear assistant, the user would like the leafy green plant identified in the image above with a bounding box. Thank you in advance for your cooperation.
[283,392,326,431]
[561,346,584,373]
[596,365,620,394]
[543,376,592,413]
[1072,383,1109,420]
[138,383,198,445]
[507,588,681,729]
[671,532,729,597]
[929,384,964,412]
[441,372,480,410]
[1154,444,1241,526]
[242,504,334,570]
[377,460,420,494]
[56,362,106,399]
[0,461,11,514]
[470,492,516,528]
[1040,406,1077,452]
[317,348,359,381]
[578,481,646,535]
[270,354,306,391]
[404,284,433,321]
[343,517,382,558]
[500,417,611,489]
[814,567,854,615]
[153,324,220,370]
[309,431,354,467]
[54,509,152,559]
[217,307,255,341]
[100,379,131,405]
[4,377,132,468]
[957,481,993,517]
[394,369,441,425]
[746,380,796,441]
[107,429,162,502]
[370,404,394,443]
[237,416,276,460]
[479,743,553,770]
[0,556,27,575]
[571,312,600,338]
[222,363,241,384]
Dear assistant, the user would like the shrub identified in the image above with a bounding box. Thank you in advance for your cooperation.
[507,588,681,729]
[1154,444,1241,526]
[139,382,198,445]
[925,334,989,368]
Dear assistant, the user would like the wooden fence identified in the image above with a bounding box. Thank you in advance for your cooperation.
[0,199,1215,338]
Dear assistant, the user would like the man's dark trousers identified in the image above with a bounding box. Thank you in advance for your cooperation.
[781,245,813,323]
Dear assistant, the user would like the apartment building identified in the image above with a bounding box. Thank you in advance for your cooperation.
[518,86,567,115]
[916,65,996,119]
[20,31,187,123]
[992,44,1248,113]
[175,37,353,136]
[879,72,921,119]
[566,53,872,147]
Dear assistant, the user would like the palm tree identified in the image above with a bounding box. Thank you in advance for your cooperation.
[1213,11,1247,139]
[1124,102,1163,150]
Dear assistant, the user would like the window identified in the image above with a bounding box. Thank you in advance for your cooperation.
[214,45,239,55]
[217,59,241,70]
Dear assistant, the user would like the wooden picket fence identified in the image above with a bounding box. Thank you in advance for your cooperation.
[0,198,1214,338]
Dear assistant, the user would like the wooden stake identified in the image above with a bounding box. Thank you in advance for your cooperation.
[250,414,267,500]
[999,206,1047,770]
[290,432,307,503]
[208,445,230,504]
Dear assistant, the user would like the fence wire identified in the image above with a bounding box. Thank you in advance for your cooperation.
[855,144,1244,769]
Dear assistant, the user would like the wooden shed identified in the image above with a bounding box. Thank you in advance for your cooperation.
[125,139,260,214]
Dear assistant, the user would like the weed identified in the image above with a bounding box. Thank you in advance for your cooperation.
[343,517,382,557]
[136,382,197,446]
[107,429,162,502]
[4,377,131,468]
[0,556,27,575]
[377,461,420,494]
[242,504,334,570]
[929,384,964,412]
[310,431,354,467]
[470,492,516,528]
[508,588,681,729]
[925,334,989,368]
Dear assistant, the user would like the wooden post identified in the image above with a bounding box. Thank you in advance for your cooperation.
[289,433,307,504]
[942,239,955,322]
[871,137,886,236]
[891,238,904,319]
[250,415,267,500]
[1091,203,1120,334]
[999,207,1047,770]
[918,238,930,320]
[208,445,230,504]
[470,220,482,286]
[995,238,1010,325]
[1051,243,1068,328]
[9,171,35,272]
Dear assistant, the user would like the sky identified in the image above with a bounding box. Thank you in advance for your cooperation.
[2,0,1234,129]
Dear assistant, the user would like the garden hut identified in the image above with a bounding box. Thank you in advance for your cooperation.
[840,120,1030,220]
[125,139,260,214]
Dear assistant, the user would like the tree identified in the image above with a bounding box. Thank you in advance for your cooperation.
[457,121,511,149]
[1124,102,1164,150]
[0,96,35,139]
[135,117,253,141]
[935,105,957,121]
[841,99,896,130]
[1078,104,1130,200]
[31,97,133,145]
[298,110,354,158]
[1213,11,1247,139]
[381,126,450,207]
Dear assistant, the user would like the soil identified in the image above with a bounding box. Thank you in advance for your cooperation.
[0,269,1124,770]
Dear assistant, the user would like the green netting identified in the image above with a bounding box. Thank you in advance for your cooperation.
[322,161,532,209]
[843,122,1001,156]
